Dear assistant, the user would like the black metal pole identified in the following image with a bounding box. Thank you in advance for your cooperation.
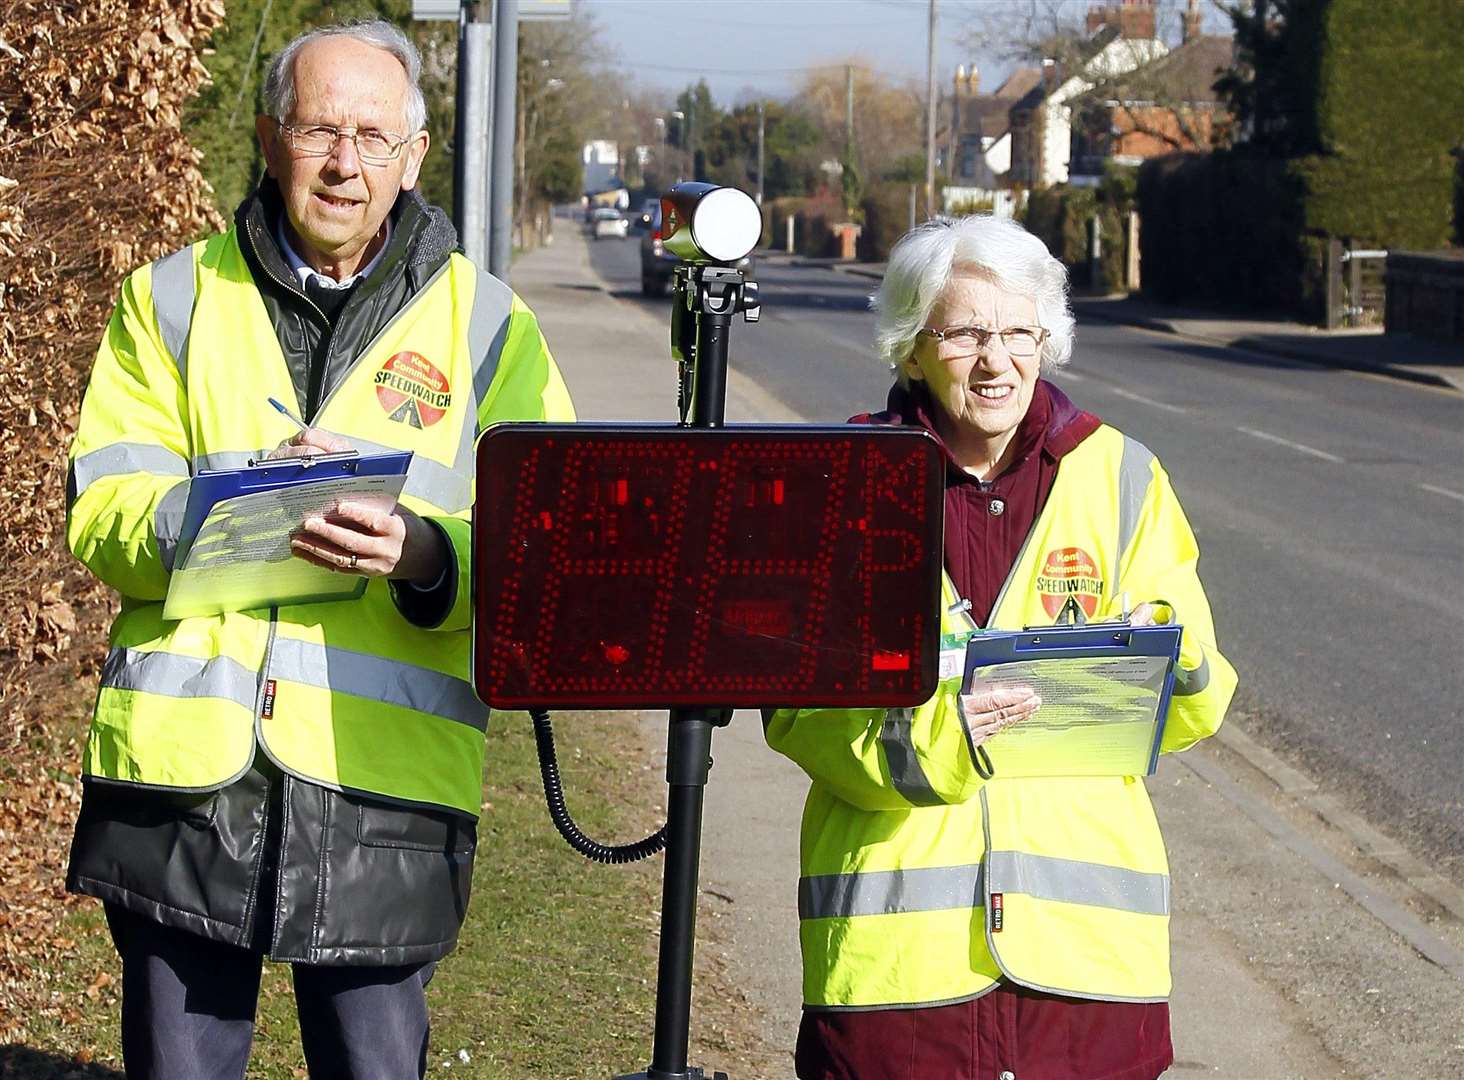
[637,267,739,1080]
[647,710,723,1078]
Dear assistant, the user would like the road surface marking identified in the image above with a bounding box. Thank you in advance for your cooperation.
[1054,369,1089,382]
[1108,387,1187,413]
[1234,426,1344,463]
[1417,482,1464,504]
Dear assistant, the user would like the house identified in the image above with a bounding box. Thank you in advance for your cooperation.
[948,66,1041,190]
[1068,27,1234,181]
[1006,0,1170,188]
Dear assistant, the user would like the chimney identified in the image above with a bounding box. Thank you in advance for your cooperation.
[1183,0,1202,43]
[1042,57,1057,95]
[968,64,979,95]
[1089,0,1156,40]
[1119,0,1156,40]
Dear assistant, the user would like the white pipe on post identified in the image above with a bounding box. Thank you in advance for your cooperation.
[488,0,518,281]
[458,19,492,269]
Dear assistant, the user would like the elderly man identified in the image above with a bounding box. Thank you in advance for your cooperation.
[64,20,574,1078]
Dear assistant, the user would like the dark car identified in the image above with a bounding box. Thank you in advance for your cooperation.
[638,202,679,297]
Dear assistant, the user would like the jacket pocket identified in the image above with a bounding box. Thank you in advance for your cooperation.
[82,780,220,829]
[356,801,475,853]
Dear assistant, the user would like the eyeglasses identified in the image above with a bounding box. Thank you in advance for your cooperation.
[278,122,413,165]
[915,324,1049,359]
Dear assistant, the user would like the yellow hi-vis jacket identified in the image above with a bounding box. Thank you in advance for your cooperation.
[766,424,1236,1008]
[66,231,574,817]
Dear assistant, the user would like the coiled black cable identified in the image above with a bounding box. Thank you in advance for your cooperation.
[530,708,666,864]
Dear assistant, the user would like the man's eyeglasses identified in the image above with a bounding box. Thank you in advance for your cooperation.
[915,324,1049,359]
[278,122,413,165]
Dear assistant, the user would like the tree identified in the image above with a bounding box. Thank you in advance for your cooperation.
[795,62,924,190]
[1212,0,1325,155]
[698,101,822,201]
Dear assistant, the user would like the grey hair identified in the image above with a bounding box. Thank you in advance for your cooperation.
[262,20,427,133]
[872,215,1075,380]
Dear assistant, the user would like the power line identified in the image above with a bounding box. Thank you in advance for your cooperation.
[619,58,917,80]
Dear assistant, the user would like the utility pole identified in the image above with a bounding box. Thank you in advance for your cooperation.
[488,0,517,281]
[924,0,937,219]
[845,64,854,150]
[755,100,765,207]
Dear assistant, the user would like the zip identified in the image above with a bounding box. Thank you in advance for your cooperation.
[309,259,453,424]
[247,216,331,328]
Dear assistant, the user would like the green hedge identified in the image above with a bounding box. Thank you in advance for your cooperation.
[1023,186,1124,292]
[858,183,911,262]
[1138,0,1463,318]
[765,190,843,257]
[1297,0,1463,251]
[1136,151,1323,317]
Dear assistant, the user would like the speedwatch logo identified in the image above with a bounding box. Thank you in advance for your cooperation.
[375,351,451,428]
[1036,546,1103,624]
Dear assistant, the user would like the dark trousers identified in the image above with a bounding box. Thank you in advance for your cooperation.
[105,905,433,1080]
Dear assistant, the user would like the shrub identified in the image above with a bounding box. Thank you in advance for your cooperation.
[859,182,914,261]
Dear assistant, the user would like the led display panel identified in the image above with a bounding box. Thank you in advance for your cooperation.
[473,425,944,710]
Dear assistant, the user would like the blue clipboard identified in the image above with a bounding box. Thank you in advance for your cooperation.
[962,622,1183,778]
[176,450,414,555]
[163,449,413,620]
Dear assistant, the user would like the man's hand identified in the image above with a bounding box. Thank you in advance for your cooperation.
[291,502,448,584]
[270,427,447,584]
[266,427,354,459]
[959,685,1041,747]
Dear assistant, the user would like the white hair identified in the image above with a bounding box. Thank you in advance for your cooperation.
[263,19,427,134]
[872,215,1076,380]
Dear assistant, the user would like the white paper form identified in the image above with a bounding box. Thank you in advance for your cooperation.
[162,474,405,620]
[970,654,1170,777]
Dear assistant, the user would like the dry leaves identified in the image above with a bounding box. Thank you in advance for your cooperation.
[0,0,226,1045]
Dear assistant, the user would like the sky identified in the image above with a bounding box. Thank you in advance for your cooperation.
[583,0,1015,107]
[581,0,1234,108]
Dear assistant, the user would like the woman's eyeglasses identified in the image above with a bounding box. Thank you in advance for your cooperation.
[916,324,1048,359]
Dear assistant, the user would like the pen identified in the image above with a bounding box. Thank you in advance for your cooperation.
[268,396,308,432]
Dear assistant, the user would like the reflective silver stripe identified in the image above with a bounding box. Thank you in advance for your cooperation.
[879,707,944,806]
[150,246,197,385]
[350,435,470,512]
[469,267,516,407]
[987,850,1169,916]
[155,479,191,571]
[799,863,984,920]
[1116,435,1155,583]
[1173,652,1210,696]
[100,646,257,711]
[269,637,487,732]
[71,443,190,498]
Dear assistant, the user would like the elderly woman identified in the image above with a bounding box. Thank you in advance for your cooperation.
[765,215,1236,1080]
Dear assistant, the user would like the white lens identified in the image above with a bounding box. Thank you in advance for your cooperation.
[690,187,762,263]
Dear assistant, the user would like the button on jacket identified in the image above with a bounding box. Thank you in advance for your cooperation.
[65,180,575,963]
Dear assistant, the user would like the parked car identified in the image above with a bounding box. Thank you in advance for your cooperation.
[590,207,629,240]
[638,202,679,296]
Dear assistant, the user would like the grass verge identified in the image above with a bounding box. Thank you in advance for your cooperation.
[3,710,670,1079]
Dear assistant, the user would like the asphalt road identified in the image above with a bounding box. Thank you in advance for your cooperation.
[586,229,1464,884]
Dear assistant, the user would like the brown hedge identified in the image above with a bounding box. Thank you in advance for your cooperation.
[0,0,224,1043]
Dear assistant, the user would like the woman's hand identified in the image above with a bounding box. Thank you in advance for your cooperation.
[959,685,1041,746]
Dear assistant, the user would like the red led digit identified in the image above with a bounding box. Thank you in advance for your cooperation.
[474,425,943,709]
